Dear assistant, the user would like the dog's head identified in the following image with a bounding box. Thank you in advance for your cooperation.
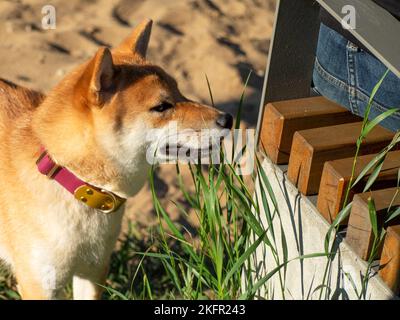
[33,20,232,196]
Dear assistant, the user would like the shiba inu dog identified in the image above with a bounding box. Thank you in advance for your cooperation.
[0,19,233,300]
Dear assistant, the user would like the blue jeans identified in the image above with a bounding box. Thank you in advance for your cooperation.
[313,23,400,132]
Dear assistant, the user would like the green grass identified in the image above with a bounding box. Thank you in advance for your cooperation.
[0,264,19,300]
[102,221,180,300]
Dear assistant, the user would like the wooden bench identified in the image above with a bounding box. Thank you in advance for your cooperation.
[346,188,400,260]
[260,97,360,164]
[286,122,394,195]
[254,0,400,298]
[317,151,400,223]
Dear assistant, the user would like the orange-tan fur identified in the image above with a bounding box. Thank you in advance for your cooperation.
[0,20,230,299]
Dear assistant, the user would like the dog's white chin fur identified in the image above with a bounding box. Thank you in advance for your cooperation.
[147,125,230,164]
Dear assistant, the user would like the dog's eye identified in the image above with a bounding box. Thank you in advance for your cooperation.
[150,102,174,113]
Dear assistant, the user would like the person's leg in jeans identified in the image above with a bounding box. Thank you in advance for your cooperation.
[313,23,400,132]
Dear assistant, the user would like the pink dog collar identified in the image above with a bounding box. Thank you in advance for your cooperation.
[36,149,125,213]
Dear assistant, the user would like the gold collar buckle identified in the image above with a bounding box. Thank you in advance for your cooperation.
[74,185,125,213]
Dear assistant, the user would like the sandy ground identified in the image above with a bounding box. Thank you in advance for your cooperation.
[0,0,275,235]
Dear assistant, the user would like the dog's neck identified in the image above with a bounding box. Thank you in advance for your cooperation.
[37,139,150,199]
[32,108,150,200]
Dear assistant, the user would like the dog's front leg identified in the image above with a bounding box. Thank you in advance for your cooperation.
[15,263,67,300]
[72,262,109,300]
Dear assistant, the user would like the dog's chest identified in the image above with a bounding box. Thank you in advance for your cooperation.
[37,198,124,266]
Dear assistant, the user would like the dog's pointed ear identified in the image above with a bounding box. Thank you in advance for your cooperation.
[77,47,114,107]
[90,47,114,92]
[114,19,153,59]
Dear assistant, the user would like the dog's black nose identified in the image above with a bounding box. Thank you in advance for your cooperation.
[216,113,233,129]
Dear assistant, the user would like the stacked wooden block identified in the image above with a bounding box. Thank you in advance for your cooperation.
[260,96,400,295]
